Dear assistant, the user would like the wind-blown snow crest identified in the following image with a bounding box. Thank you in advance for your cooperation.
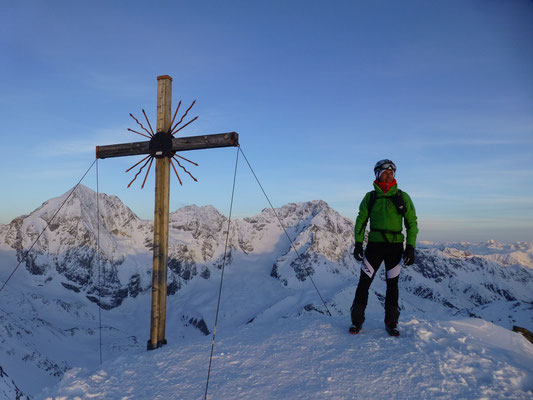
[40,314,533,400]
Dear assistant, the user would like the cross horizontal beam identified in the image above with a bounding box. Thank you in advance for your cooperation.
[96,132,239,159]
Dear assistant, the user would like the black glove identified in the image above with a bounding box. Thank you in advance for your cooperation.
[403,244,415,266]
[353,242,364,261]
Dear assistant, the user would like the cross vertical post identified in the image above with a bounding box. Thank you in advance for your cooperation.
[95,74,239,351]
[149,75,172,350]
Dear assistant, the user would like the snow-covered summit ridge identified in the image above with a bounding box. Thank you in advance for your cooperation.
[418,240,533,269]
[0,186,357,308]
[1,185,531,300]
[0,187,352,259]
[0,184,144,256]
[41,314,533,400]
[2,185,528,259]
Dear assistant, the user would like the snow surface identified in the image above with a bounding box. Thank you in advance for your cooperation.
[39,313,533,400]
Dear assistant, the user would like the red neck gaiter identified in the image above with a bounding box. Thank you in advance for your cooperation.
[374,178,397,193]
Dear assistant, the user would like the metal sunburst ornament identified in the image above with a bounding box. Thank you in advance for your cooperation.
[125,100,199,189]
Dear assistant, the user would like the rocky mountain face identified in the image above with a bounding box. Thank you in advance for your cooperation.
[0,185,532,397]
[400,244,533,325]
[0,366,28,400]
[8,186,153,306]
[0,187,357,310]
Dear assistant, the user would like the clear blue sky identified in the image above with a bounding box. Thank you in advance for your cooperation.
[1,0,532,242]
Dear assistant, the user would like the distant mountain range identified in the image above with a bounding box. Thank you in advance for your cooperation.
[1,185,532,397]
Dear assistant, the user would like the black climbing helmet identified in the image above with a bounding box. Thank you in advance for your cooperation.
[374,159,396,179]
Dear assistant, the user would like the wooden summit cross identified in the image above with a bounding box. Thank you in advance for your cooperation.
[96,75,239,350]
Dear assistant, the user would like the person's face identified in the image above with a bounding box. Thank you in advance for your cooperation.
[379,169,394,183]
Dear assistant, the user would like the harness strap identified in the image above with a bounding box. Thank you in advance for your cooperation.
[371,228,402,234]
[370,228,402,243]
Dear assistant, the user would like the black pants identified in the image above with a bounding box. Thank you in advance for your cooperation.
[351,242,403,326]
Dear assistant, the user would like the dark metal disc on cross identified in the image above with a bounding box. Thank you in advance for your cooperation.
[96,75,239,350]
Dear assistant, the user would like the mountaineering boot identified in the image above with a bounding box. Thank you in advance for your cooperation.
[385,322,400,337]
[349,324,362,335]
[350,304,365,328]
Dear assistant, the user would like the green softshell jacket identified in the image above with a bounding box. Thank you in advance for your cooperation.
[354,182,418,246]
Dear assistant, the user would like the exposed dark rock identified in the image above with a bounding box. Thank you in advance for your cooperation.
[375,292,385,306]
[238,237,253,254]
[442,300,458,309]
[86,287,128,310]
[182,315,210,335]
[513,326,533,344]
[290,253,314,282]
[128,274,142,298]
[61,282,81,293]
[167,279,181,296]
[213,251,232,270]
[0,365,30,400]
[303,303,325,315]
[22,250,48,275]
[271,263,288,286]
[200,266,210,279]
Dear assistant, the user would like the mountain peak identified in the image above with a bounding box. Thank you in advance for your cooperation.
[170,204,226,224]
[0,184,142,255]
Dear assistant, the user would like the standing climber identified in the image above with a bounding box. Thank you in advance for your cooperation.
[350,159,418,336]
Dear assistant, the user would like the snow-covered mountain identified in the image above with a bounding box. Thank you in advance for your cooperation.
[0,185,532,398]
[0,366,28,400]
